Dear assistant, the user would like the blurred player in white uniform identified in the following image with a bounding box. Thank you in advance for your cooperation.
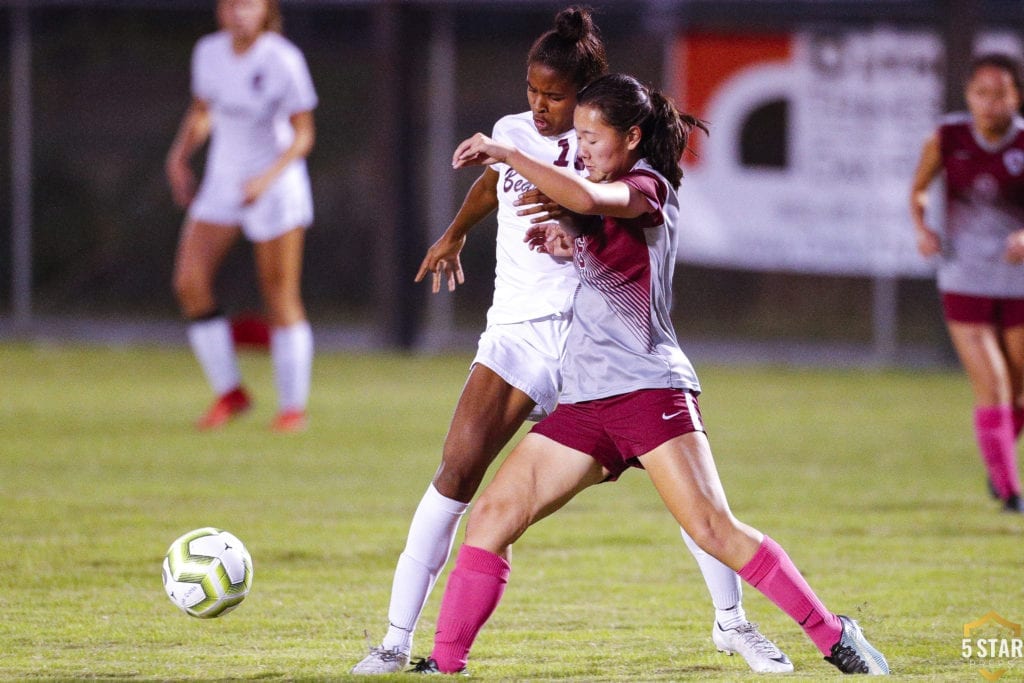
[166,0,317,432]
[352,7,788,676]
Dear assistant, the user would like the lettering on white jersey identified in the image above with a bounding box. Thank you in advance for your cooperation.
[502,168,535,195]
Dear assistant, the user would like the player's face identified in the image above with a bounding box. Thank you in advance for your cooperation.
[573,104,640,183]
[526,63,578,138]
[219,0,268,44]
[966,65,1021,139]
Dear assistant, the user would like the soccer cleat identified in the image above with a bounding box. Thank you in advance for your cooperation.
[712,621,793,673]
[1003,494,1024,513]
[824,615,889,675]
[350,645,409,674]
[271,409,307,433]
[408,657,468,676]
[196,387,251,430]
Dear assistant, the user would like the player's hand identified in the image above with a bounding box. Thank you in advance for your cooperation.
[515,189,565,224]
[242,173,273,206]
[914,224,942,258]
[415,234,466,293]
[166,157,197,209]
[452,133,511,169]
[524,222,574,260]
[1005,229,1024,264]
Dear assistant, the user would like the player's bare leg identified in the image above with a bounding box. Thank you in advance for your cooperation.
[640,434,888,674]
[174,220,250,429]
[352,365,535,674]
[948,322,1022,510]
[255,226,311,432]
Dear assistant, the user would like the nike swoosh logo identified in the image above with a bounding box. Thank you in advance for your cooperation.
[661,410,684,420]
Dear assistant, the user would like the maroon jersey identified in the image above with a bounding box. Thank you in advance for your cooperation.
[937,113,1024,296]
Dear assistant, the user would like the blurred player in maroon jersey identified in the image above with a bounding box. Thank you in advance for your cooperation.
[911,53,1024,512]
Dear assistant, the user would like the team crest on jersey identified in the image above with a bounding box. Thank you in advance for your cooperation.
[1004,148,1024,176]
[251,72,264,92]
[972,173,1000,201]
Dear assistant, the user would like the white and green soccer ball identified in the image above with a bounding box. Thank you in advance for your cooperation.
[162,527,253,618]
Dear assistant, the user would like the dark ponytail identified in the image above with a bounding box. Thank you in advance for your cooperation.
[578,73,707,188]
[527,6,609,90]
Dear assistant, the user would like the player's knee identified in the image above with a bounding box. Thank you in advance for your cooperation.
[684,513,737,560]
[433,462,486,502]
[467,492,527,547]
[172,272,208,313]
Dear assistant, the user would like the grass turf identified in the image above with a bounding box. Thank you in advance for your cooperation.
[1,343,1022,681]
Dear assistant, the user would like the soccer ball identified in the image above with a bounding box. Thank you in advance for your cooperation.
[162,527,253,618]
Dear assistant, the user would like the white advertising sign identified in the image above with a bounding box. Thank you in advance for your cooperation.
[675,28,945,277]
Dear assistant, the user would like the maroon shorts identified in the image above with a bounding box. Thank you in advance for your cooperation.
[942,292,1024,327]
[530,388,705,480]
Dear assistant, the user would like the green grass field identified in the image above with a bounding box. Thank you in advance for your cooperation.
[2,343,1022,681]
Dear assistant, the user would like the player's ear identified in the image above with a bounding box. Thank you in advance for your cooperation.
[625,125,642,151]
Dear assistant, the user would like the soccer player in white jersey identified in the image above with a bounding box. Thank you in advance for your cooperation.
[165,0,317,433]
[352,7,788,676]
[409,73,890,676]
[911,53,1024,513]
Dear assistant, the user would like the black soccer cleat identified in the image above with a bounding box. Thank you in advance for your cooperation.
[408,657,468,676]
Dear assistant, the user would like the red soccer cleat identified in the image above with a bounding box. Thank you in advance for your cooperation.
[196,387,252,431]
[271,409,308,433]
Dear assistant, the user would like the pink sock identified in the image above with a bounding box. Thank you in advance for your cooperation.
[739,536,842,656]
[430,545,510,673]
[974,406,1021,499]
[1013,406,1024,440]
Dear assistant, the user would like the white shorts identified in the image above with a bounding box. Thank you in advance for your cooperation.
[189,164,313,243]
[472,312,572,421]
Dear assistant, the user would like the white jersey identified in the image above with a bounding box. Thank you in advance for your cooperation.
[487,112,582,326]
[192,31,317,180]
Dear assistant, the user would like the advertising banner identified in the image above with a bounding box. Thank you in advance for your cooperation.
[674,28,947,277]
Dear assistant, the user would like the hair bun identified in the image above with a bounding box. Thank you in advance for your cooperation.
[554,6,592,43]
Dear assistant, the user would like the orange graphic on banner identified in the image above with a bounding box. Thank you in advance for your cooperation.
[673,33,791,166]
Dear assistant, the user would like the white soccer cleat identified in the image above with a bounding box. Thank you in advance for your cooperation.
[350,645,410,675]
[824,615,889,675]
[713,620,794,673]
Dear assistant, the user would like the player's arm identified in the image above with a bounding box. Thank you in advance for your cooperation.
[242,110,315,205]
[165,97,211,208]
[909,131,943,258]
[415,167,499,293]
[453,133,647,219]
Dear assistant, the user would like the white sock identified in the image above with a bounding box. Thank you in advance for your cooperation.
[680,527,746,629]
[187,316,241,396]
[271,321,313,412]
[381,484,469,653]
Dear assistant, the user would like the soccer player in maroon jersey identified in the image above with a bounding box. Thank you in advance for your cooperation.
[910,53,1024,513]
[407,73,888,676]
[354,8,787,676]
